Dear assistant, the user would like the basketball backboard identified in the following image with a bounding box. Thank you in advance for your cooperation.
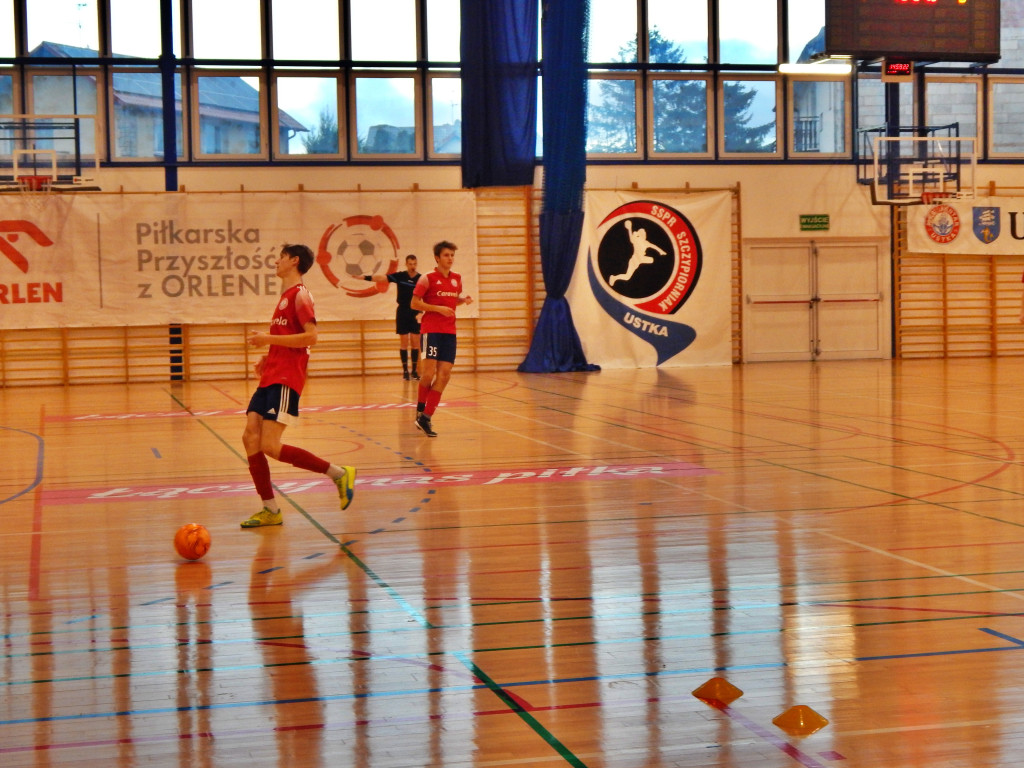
[858,128,976,206]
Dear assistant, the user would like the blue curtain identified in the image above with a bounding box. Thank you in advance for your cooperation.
[460,0,538,187]
[518,0,597,373]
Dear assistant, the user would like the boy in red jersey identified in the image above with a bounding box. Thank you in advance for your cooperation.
[241,243,356,527]
[411,240,473,437]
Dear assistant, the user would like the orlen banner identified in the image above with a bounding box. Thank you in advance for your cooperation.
[907,196,1024,254]
[0,190,477,329]
[566,190,733,368]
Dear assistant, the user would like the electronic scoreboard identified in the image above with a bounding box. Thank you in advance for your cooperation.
[824,0,1001,63]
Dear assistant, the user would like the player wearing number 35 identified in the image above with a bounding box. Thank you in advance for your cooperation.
[411,240,473,438]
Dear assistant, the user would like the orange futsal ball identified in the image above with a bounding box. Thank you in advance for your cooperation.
[174,523,212,561]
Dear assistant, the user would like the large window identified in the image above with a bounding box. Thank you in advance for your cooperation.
[7,0,1024,167]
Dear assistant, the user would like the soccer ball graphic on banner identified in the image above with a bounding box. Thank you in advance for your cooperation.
[316,214,401,292]
[337,228,387,278]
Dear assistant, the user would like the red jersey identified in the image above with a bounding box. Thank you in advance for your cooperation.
[414,269,464,334]
[259,282,316,394]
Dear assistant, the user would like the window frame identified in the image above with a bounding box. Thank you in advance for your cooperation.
[108,66,187,162]
[191,69,268,160]
[646,73,713,159]
[349,69,423,161]
[270,71,346,160]
[717,74,782,159]
[586,72,643,159]
[987,76,1024,158]
[426,71,461,159]
[784,73,852,159]
[25,67,106,164]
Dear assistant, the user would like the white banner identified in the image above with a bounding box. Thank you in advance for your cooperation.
[566,190,734,368]
[907,196,1024,255]
[0,190,478,329]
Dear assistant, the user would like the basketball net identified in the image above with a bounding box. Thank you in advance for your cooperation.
[17,174,52,215]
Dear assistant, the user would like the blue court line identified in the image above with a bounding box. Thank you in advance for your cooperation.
[857,626,1024,662]
[0,660,785,727]
[0,425,44,505]
[8,621,1024,693]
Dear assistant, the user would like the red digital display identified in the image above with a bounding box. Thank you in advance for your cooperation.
[826,0,999,62]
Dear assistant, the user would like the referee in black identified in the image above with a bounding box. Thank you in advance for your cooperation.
[368,254,422,379]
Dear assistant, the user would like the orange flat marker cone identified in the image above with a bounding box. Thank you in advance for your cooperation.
[691,677,744,707]
[772,705,829,737]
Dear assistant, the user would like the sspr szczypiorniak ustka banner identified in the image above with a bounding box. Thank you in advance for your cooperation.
[566,190,733,368]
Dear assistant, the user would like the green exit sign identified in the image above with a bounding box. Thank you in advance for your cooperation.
[800,214,830,231]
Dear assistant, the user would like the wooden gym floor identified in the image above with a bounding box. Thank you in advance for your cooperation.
[5,359,1024,767]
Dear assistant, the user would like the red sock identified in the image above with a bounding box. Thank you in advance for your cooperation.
[417,383,430,408]
[248,453,274,500]
[424,389,442,417]
[279,444,330,474]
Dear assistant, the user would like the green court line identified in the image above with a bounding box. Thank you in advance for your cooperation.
[162,389,432,629]
[454,651,590,768]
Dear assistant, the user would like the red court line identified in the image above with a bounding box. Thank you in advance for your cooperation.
[28,403,45,601]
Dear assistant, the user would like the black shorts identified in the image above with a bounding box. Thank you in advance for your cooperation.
[421,332,457,364]
[247,383,300,426]
[396,306,421,335]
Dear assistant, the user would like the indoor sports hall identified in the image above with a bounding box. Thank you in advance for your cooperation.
[5,2,1024,767]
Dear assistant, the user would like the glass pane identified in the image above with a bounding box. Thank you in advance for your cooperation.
[536,75,544,156]
[426,0,460,62]
[788,0,824,63]
[27,0,98,51]
[722,80,776,153]
[192,0,261,59]
[719,0,777,65]
[0,75,13,112]
[792,80,846,153]
[0,2,15,57]
[196,75,262,154]
[857,76,885,132]
[926,80,977,140]
[112,71,183,159]
[991,1,1024,69]
[992,82,1024,153]
[110,0,165,57]
[430,76,461,153]
[277,77,340,155]
[272,0,339,60]
[588,0,637,64]
[856,76,913,132]
[587,78,637,153]
[29,75,98,165]
[649,0,708,65]
[354,76,416,154]
[351,0,416,61]
[652,78,707,153]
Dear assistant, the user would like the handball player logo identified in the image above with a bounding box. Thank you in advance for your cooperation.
[924,204,961,244]
[316,214,400,298]
[0,220,54,273]
[587,200,701,364]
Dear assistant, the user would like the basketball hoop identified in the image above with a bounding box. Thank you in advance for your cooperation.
[17,174,53,215]
[17,174,51,192]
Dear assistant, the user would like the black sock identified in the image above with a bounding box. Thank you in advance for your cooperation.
[400,349,409,370]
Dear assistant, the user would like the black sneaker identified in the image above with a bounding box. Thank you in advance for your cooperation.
[415,414,437,437]
[403,370,410,380]
[411,370,420,380]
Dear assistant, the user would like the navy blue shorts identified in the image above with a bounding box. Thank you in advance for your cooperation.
[247,383,301,426]
[421,332,457,364]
